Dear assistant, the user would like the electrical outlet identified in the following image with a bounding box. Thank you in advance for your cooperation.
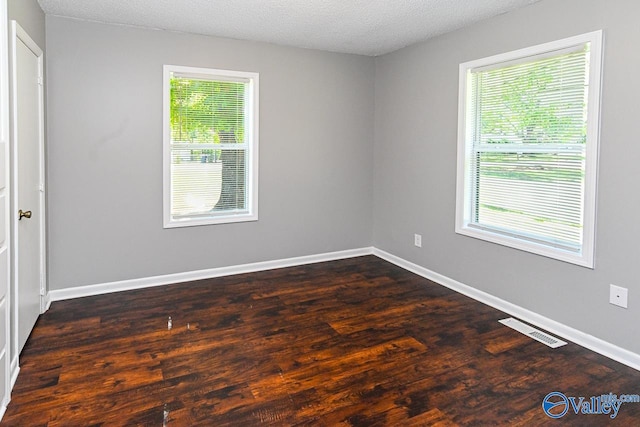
[414,234,422,248]
[609,284,628,309]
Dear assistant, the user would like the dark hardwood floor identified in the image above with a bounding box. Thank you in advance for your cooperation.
[3,256,640,425]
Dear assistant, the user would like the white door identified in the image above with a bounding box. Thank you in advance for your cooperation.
[10,22,45,354]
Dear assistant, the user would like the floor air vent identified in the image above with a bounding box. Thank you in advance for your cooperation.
[499,317,567,349]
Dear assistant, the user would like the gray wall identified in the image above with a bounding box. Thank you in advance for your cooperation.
[46,17,374,290]
[374,0,640,354]
[7,0,44,49]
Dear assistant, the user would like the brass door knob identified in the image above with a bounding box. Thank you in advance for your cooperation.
[18,209,32,220]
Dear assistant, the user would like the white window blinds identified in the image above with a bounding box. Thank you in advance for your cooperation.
[456,31,602,267]
[163,66,259,227]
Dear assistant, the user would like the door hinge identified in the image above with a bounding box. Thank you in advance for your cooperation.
[37,76,43,86]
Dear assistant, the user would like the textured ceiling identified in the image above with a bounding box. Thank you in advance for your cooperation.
[37,0,540,56]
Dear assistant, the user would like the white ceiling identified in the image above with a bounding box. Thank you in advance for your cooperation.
[37,0,540,56]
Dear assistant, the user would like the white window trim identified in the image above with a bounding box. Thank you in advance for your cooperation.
[162,65,259,228]
[455,31,603,268]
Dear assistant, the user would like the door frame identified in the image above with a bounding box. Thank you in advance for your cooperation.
[0,0,11,418]
[9,21,46,367]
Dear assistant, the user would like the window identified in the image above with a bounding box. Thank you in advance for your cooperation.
[456,31,603,267]
[163,65,259,227]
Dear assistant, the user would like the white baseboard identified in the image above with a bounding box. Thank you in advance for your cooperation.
[10,356,18,388]
[42,293,51,312]
[373,248,640,372]
[49,247,375,302]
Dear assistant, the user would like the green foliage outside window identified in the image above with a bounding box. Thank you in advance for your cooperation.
[170,77,245,144]
[477,48,588,146]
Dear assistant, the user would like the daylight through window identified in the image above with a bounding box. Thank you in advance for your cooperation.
[456,31,602,267]
[163,65,259,227]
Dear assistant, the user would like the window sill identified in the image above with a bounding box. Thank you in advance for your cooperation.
[455,223,594,269]
[164,213,258,228]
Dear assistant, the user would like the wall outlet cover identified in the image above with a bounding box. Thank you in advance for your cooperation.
[609,284,628,309]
